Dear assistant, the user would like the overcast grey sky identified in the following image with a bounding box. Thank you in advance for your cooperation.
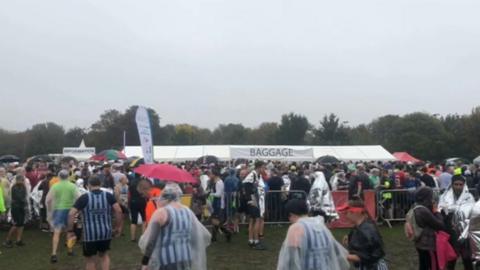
[1,0,479,131]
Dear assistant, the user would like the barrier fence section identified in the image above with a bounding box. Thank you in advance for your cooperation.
[264,190,307,224]
[377,188,479,228]
[377,189,419,228]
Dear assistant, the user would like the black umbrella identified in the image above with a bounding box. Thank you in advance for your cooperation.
[196,155,219,165]
[60,156,78,164]
[0,155,20,163]
[234,158,249,166]
[315,155,340,165]
[27,155,53,164]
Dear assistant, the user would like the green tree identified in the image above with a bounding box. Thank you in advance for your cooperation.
[393,113,450,161]
[277,113,310,145]
[172,124,206,145]
[0,129,25,158]
[64,127,86,147]
[464,107,480,158]
[349,124,375,145]
[24,123,65,157]
[211,124,250,144]
[156,124,176,145]
[88,109,123,150]
[314,113,350,145]
[248,122,279,144]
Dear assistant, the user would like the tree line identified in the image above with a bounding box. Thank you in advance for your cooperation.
[1,105,479,161]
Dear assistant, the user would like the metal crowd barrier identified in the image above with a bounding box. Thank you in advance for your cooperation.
[264,190,308,224]
[377,188,478,228]
[377,189,420,228]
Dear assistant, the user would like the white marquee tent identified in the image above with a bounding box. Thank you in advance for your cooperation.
[124,145,395,162]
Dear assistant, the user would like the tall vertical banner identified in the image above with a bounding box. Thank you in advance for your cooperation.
[135,106,154,164]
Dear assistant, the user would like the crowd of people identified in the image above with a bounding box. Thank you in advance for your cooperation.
[0,157,480,270]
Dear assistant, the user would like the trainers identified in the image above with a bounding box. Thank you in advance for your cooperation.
[254,242,267,250]
[50,255,58,264]
[2,241,13,248]
[248,241,255,248]
[15,241,25,247]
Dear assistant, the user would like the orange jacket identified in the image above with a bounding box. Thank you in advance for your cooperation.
[145,187,162,225]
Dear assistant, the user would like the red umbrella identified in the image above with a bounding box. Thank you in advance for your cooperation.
[393,152,422,163]
[134,164,198,184]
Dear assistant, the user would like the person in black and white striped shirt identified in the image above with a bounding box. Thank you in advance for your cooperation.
[67,175,123,270]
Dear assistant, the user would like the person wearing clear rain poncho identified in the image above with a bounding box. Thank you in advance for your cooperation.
[308,171,338,222]
[138,182,211,270]
[277,199,349,270]
[438,174,475,270]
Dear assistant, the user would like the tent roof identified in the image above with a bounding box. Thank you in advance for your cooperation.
[392,152,422,163]
[124,145,395,162]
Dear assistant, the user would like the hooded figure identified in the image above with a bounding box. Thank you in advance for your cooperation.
[224,168,240,224]
[308,171,338,221]
[139,182,211,270]
[277,199,349,270]
[439,175,475,269]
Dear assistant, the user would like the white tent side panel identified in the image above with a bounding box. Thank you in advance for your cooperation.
[124,145,395,162]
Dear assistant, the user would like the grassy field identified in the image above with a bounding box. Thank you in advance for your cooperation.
[0,223,435,270]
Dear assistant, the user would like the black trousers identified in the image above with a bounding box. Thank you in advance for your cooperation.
[417,249,437,270]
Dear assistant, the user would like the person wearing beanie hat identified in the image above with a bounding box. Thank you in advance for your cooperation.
[438,174,475,270]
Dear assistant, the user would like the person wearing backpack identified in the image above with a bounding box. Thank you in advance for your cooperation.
[405,187,446,270]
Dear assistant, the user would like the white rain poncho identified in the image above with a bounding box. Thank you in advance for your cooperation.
[277,216,349,270]
[439,185,475,219]
[439,185,475,241]
[139,183,211,270]
[308,172,338,220]
[469,200,480,261]
[30,183,43,217]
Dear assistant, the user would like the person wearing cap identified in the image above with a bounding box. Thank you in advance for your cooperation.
[276,199,349,270]
[338,198,388,270]
[138,182,211,270]
[438,174,475,270]
[46,169,79,263]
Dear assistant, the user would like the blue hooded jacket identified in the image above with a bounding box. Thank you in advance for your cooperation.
[224,169,240,193]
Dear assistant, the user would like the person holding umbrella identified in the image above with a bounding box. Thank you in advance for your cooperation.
[138,182,211,270]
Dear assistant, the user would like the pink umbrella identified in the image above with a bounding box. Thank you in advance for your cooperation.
[134,164,198,184]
